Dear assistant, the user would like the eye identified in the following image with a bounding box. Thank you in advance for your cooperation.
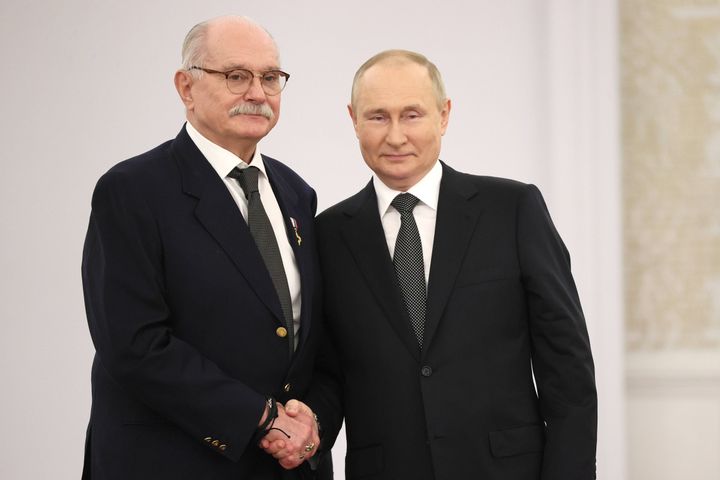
[405,111,421,120]
[227,70,251,82]
[262,72,280,83]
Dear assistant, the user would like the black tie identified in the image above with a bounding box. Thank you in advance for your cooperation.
[391,193,426,347]
[228,166,294,354]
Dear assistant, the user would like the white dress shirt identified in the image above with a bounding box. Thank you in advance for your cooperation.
[186,122,301,343]
[373,160,443,283]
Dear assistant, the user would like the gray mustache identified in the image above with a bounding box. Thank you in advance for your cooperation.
[228,103,274,120]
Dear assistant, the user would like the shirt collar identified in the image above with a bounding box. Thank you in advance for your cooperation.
[185,121,268,179]
[373,160,443,217]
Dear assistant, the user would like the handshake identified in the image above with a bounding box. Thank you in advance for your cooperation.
[257,398,321,470]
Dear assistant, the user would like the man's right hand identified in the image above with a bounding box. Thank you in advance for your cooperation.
[260,400,320,469]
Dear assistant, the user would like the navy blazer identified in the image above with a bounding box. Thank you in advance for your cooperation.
[81,126,330,479]
[309,163,597,480]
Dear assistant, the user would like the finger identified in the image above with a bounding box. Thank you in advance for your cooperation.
[284,399,301,415]
[267,439,286,451]
[310,427,320,445]
[271,445,298,459]
[290,452,307,466]
[279,457,302,469]
[262,442,286,455]
[272,450,290,459]
[301,440,317,457]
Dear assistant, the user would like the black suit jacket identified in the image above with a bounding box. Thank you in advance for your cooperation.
[309,163,597,480]
[81,126,331,479]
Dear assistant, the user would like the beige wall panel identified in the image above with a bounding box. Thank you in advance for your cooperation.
[622,0,720,351]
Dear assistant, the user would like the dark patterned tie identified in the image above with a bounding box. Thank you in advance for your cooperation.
[391,193,426,347]
[228,166,294,354]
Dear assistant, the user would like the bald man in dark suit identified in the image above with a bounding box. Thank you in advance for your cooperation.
[300,50,597,480]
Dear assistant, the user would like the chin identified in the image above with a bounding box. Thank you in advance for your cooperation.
[377,173,413,190]
[385,165,415,178]
[234,126,271,139]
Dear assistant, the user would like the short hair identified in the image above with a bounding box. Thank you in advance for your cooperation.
[180,16,278,78]
[351,49,447,110]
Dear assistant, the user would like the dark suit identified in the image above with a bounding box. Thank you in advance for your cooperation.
[81,126,331,479]
[309,162,597,480]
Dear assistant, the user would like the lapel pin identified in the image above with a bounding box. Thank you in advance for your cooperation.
[290,217,302,246]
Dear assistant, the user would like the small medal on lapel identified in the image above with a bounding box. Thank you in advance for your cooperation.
[290,217,302,246]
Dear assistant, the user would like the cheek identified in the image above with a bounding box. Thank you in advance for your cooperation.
[358,130,382,151]
[199,96,227,118]
[358,138,380,166]
[419,130,441,150]
[268,97,281,116]
[359,139,379,161]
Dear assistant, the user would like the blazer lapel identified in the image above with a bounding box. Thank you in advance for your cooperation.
[423,163,483,354]
[341,183,421,361]
[171,128,284,324]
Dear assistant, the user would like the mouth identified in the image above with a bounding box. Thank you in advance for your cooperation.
[238,113,268,120]
[382,153,414,161]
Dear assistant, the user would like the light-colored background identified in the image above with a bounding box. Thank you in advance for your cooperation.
[1,1,716,479]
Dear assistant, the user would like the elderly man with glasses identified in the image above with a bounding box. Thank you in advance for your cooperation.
[81,15,331,480]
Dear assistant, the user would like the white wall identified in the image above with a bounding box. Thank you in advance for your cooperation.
[0,1,623,478]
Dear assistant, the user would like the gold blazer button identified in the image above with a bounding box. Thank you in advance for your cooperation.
[276,327,288,338]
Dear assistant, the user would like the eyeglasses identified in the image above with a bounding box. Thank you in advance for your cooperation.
[189,66,290,96]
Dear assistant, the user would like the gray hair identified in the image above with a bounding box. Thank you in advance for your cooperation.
[180,16,278,78]
[351,49,447,110]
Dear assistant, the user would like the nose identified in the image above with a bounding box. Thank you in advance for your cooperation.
[243,75,268,102]
[385,120,407,147]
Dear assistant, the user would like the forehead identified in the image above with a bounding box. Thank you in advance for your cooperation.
[355,62,436,111]
[204,22,279,69]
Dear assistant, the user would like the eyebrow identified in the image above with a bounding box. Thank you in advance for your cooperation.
[364,108,388,116]
[221,64,281,72]
[363,105,425,115]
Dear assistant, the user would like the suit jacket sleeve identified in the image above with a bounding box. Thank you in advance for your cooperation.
[82,170,265,462]
[518,184,597,479]
[306,328,345,452]
[304,215,346,452]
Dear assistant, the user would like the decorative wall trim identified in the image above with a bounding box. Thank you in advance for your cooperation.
[627,351,720,393]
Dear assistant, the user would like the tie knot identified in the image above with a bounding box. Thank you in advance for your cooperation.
[228,166,259,198]
[391,193,420,214]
